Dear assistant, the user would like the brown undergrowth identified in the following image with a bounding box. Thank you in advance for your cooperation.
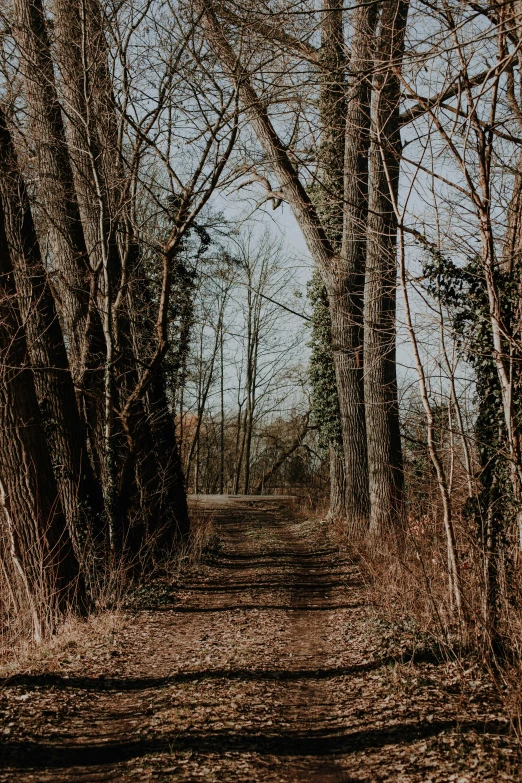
[345,512,522,751]
[0,503,215,676]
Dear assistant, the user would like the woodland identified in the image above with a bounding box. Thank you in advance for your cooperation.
[1,0,522,779]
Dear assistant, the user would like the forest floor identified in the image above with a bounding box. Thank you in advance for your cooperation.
[0,495,521,782]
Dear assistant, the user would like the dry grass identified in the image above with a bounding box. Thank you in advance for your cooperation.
[0,504,215,675]
[334,510,522,749]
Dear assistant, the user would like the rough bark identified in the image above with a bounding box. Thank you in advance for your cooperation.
[314,0,376,530]
[52,0,122,273]
[243,287,260,495]
[331,1,380,534]
[315,0,349,520]
[0,105,105,560]
[147,374,190,541]
[53,0,190,545]
[12,0,94,375]
[318,0,346,250]
[12,0,106,478]
[502,147,522,274]
[51,0,121,541]
[365,0,408,534]
[0,194,86,639]
[328,445,347,520]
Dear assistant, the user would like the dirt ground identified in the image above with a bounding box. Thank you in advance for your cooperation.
[0,495,520,782]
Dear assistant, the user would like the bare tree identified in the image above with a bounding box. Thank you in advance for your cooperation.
[364,0,408,534]
[12,0,106,478]
[0,104,105,560]
[0,190,86,640]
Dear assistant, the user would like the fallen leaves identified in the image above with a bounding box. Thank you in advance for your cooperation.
[0,496,520,782]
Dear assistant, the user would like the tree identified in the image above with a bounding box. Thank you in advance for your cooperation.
[307,269,345,518]
[0,104,105,563]
[51,0,191,547]
[0,188,86,640]
[7,0,239,559]
[364,0,408,533]
[12,0,103,399]
[195,0,405,535]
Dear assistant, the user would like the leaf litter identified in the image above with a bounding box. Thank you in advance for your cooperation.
[0,495,520,782]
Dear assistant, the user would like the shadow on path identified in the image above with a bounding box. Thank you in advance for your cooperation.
[0,718,508,770]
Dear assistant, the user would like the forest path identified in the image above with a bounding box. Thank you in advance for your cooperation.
[0,495,519,782]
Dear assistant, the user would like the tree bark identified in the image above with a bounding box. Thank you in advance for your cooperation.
[315,0,351,522]
[328,445,347,520]
[0,193,86,640]
[12,0,106,479]
[0,105,105,560]
[331,0,380,534]
[147,373,190,541]
[365,0,408,535]
[12,0,95,375]
[51,0,122,273]
[52,0,190,545]
[243,285,260,494]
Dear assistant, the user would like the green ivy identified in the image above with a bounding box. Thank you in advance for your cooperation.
[422,249,521,531]
[307,268,343,454]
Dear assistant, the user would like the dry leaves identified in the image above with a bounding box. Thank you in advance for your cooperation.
[0,496,520,782]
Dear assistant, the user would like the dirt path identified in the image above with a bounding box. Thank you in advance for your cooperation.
[0,496,520,782]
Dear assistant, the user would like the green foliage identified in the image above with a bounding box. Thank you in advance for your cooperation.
[422,249,521,526]
[163,219,212,400]
[307,268,343,454]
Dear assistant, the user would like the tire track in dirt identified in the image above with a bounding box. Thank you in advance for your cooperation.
[0,495,519,782]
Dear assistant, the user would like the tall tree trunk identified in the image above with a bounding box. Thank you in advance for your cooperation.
[315,10,369,523]
[365,0,408,535]
[51,0,143,545]
[332,0,379,534]
[53,0,189,544]
[147,374,190,541]
[234,408,247,495]
[220,325,225,494]
[0,195,86,640]
[243,299,259,495]
[12,0,106,480]
[51,0,122,273]
[0,105,105,560]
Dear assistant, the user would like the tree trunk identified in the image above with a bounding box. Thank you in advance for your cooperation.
[220,326,225,494]
[243,296,259,495]
[147,373,190,541]
[51,0,122,274]
[364,0,408,535]
[234,408,247,495]
[12,0,106,479]
[317,0,374,530]
[329,289,369,533]
[328,446,347,520]
[0,105,105,561]
[332,0,380,534]
[0,195,86,640]
[53,0,190,545]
